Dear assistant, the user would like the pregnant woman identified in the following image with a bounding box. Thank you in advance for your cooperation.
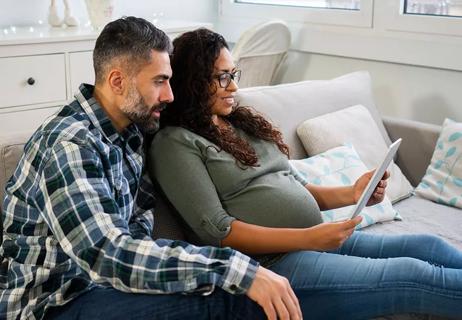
[150,28,462,319]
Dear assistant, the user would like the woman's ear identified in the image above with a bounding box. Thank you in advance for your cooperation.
[209,81,218,96]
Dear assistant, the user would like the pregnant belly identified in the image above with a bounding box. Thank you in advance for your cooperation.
[222,177,323,228]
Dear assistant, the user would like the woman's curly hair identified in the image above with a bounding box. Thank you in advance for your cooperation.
[161,28,289,167]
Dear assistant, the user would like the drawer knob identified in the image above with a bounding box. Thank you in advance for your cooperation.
[27,77,36,86]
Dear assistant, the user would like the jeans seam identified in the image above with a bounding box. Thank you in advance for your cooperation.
[294,282,462,299]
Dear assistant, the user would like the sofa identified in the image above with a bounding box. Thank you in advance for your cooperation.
[1,71,460,319]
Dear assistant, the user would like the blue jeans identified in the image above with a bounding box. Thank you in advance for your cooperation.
[270,232,462,319]
[46,232,462,320]
[45,286,264,320]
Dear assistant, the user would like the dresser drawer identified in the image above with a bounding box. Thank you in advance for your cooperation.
[0,54,66,109]
[69,51,94,91]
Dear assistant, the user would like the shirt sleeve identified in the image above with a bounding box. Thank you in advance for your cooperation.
[150,131,236,247]
[128,173,156,240]
[37,141,258,295]
[289,162,309,186]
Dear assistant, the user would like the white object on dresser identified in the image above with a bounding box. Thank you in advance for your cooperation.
[85,0,114,30]
[48,0,80,27]
[0,20,213,135]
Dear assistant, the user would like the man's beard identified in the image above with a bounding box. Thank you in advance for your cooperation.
[120,85,166,134]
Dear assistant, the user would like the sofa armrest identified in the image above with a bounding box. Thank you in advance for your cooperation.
[0,132,32,244]
[0,132,31,206]
[382,116,441,187]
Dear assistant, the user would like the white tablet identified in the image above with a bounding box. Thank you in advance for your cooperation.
[350,138,402,219]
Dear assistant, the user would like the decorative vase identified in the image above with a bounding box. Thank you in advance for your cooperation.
[85,0,115,30]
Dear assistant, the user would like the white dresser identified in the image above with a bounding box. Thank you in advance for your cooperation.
[0,20,212,135]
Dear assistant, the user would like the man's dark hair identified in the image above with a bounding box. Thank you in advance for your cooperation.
[93,16,172,84]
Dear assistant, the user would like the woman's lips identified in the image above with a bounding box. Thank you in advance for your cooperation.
[223,97,235,105]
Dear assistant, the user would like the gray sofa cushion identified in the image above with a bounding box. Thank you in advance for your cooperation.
[236,71,391,160]
[151,193,186,241]
[0,133,30,243]
[364,195,462,250]
[382,116,441,187]
[0,133,30,212]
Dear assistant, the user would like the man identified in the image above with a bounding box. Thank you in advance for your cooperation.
[0,17,301,320]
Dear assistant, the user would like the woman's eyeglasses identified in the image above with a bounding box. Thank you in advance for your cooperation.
[214,70,242,88]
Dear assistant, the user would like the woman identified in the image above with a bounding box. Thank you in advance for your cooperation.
[151,28,462,319]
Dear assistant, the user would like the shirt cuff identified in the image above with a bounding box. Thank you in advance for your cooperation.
[219,250,259,295]
[201,213,236,247]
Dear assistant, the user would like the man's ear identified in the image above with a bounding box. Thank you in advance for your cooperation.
[107,69,126,95]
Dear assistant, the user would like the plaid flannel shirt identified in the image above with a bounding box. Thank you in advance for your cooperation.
[0,84,258,320]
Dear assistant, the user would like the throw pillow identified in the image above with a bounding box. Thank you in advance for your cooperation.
[296,104,413,203]
[415,119,462,208]
[290,144,400,229]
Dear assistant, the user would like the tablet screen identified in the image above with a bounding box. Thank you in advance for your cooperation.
[350,138,402,219]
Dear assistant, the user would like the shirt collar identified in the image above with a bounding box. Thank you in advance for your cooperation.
[75,84,143,146]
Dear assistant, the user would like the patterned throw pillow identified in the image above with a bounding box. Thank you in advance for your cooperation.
[290,144,401,229]
[296,105,413,203]
[415,119,462,208]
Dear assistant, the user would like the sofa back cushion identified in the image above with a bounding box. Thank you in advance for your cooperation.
[0,133,31,212]
[236,71,390,159]
[0,132,31,243]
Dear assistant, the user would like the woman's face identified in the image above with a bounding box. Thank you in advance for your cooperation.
[209,47,239,122]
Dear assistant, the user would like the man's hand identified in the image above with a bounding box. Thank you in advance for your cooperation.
[353,170,390,206]
[302,216,362,251]
[246,267,302,320]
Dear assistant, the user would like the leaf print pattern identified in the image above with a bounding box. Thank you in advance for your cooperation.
[449,132,462,142]
[416,118,462,209]
[290,144,399,229]
[446,147,456,158]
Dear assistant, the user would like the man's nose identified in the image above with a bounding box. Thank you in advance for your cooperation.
[161,82,174,103]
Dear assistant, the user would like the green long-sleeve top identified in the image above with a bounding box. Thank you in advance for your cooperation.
[150,126,322,259]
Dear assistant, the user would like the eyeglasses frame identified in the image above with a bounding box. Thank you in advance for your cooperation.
[213,70,242,89]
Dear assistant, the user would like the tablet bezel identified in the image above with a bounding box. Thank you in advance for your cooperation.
[350,138,402,219]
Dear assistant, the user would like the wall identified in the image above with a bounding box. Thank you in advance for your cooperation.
[217,1,462,126]
[220,20,462,125]
[274,52,462,125]
[0,0,217,27]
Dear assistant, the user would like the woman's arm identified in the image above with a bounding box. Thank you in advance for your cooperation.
[305,170,390,210]
[222,217,362,255]
[306,184,355,211]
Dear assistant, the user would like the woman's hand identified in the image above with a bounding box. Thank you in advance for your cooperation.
[302,216,362,251]
[353,170,390,206]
